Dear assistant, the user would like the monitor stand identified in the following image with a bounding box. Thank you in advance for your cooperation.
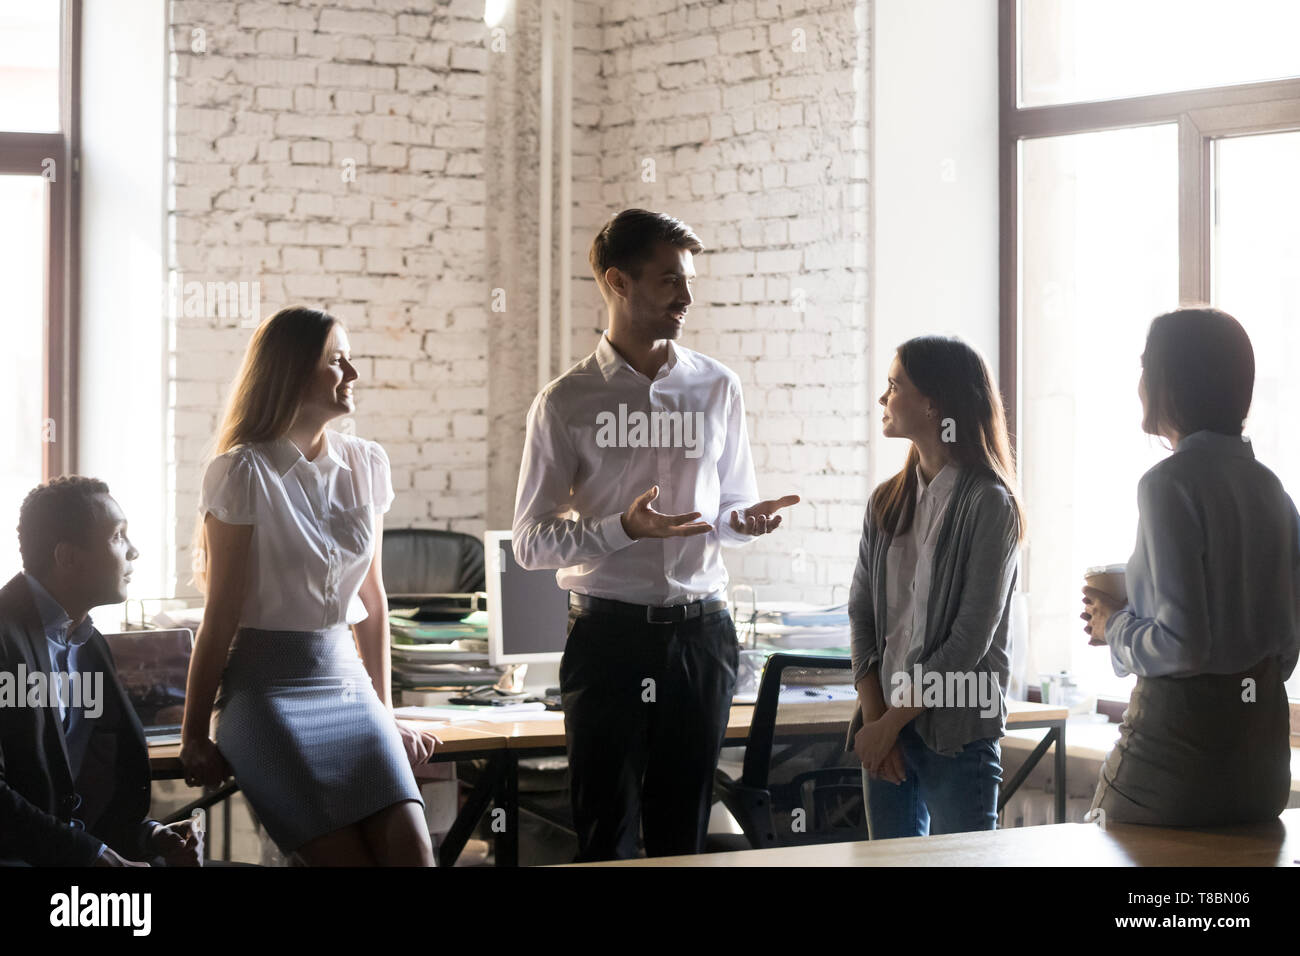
[495,663,528,694]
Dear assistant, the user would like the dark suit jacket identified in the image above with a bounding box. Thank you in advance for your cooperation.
[0,572,154,866]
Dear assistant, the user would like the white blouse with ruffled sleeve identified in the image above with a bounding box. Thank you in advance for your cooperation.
[198,429,395,631]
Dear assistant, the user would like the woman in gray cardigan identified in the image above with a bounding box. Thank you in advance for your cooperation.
[1082,308,1299,825]
[849,336,1025,839]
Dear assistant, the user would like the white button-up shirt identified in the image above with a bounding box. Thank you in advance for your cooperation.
[198,429,394,631]
[882,463,960,690]
[512,333,760,605]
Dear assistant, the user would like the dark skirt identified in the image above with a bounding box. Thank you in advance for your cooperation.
[214,625,424,853]
[1089,656,1291,827]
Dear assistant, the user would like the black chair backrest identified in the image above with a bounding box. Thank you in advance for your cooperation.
[381,529,486,595]
[742,653,854,787]
[717,653,866,848]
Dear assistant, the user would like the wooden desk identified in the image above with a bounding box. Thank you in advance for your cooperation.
[439,700,1067,865]
[997,701,1070,822]
[1003,720,1300,797]
[148,699,1069,867]
[149,724,508,779]
[572,808,1300,867]
[454,699,1068,749]
[147,722,508,777]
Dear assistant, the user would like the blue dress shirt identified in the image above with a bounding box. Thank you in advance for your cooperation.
[1105,431,1300,679]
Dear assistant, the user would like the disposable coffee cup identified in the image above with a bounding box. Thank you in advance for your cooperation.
[1083,564,1127,603]
[1083,564,1127,646]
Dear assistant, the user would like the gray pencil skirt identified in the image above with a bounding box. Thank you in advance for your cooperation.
[1089,656,1291,827]
[214,625,424,853]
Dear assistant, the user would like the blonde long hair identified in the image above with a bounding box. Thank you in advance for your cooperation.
[190,306,339,591]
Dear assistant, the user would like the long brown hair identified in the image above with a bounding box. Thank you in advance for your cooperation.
[190,306,339,591]
[871,335,1025,541]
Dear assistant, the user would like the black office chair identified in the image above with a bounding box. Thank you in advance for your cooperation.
[381,529,485,618]
[711,653,869,851]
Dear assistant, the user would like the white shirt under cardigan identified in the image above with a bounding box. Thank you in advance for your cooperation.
[512,332,760,605]
[198,430,395,631]
[881,463,960,696]
[1105,430,1300,680]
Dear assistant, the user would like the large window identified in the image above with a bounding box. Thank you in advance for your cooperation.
[1019,0,1300,107]
[0,0,77,572]
[1001,0,1300,699]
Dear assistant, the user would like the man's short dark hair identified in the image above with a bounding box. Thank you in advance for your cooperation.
[18,476,112,574]
[588,208,704,296]
[1142,307,1255,438]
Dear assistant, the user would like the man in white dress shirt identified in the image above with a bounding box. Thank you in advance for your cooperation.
[513,208,799,861]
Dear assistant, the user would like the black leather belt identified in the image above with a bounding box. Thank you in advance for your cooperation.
[569,592,729,625]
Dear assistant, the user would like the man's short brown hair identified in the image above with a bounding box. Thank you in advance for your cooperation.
[588,208,704,297]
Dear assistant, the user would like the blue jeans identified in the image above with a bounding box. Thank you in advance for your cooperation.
[862,723,1002,839]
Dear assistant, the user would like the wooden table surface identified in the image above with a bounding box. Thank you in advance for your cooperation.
[415,699,1067,752]
[570,808,1300,867]
[147,721,510,778]
[149,699,1069,774]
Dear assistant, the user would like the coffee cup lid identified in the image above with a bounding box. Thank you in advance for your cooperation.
[1084,563,1126,577]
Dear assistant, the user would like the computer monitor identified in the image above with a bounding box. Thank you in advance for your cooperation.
[484,530,570,665]
[102,628,194,741]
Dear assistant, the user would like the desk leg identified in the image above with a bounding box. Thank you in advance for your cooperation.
[1054,722,1067,823]
[997,730,1055,814]
[493,752,519,868]
[222,797,232,861]
[438,755,506,868]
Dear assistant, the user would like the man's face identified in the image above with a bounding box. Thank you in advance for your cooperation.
[71,494,138,607]
[612,241,696,341]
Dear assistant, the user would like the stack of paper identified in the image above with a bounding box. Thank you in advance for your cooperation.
[741,602,851,651]
[394,703,562,724]
[390,610,501,690]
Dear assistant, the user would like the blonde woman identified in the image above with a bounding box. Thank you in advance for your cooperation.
[180,307,436,866]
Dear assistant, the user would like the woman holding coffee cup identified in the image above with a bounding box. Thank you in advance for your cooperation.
[848,335,1025,838]
[1081,307,1300,826]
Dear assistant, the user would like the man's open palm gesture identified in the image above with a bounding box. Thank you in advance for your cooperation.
[621,485,714,540]
[729,494,800,536]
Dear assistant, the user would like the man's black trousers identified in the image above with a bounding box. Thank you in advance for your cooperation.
[559,605,738,862]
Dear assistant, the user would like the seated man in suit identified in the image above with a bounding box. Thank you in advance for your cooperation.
[0,475,199,866]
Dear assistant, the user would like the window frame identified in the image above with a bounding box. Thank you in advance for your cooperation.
[0,0,80,480]
[998,0,1300,445]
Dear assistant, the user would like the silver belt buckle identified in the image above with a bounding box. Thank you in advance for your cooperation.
[647,602,700,624]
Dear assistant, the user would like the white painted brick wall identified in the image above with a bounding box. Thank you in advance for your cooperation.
[597,0,870,604]
[167,0,869,608]
[167,0,489,593]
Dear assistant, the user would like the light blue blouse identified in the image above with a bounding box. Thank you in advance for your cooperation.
[1105,430,1300,679]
